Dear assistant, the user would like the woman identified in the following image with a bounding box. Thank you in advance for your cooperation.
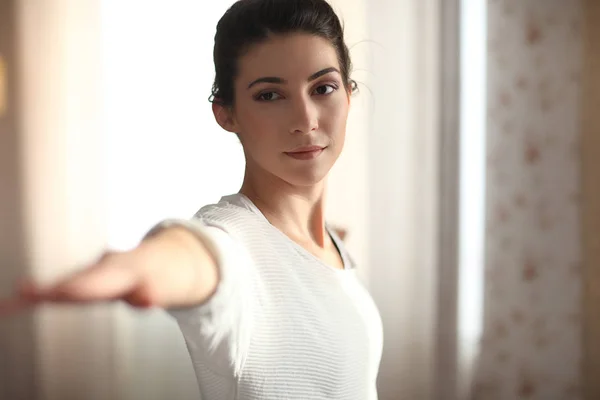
[1,0,383,398]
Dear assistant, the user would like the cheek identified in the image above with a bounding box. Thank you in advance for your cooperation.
[236,107,282,149]
[321,99,350,134]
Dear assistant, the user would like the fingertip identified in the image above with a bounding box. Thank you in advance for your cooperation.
[17,278,46,301]
[123,284,158,309]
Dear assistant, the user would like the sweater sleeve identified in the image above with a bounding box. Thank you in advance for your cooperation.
[143,218,256,376]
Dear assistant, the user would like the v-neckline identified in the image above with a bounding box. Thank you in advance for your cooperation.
[223,193,351,273]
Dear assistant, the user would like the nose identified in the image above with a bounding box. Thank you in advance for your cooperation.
[288,96,319,134]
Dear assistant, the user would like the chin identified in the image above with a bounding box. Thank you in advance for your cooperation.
[285,175,327,187]
[280,164,332,187]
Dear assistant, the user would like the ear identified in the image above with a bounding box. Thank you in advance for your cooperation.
[212,102,239,133]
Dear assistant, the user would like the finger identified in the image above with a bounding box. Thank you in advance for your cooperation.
[18,278,39,298]
[122,282,156,309]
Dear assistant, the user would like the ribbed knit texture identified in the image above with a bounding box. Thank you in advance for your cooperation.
[159,194,383,400]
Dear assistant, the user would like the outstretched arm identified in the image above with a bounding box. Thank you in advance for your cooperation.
[0,224,219,315]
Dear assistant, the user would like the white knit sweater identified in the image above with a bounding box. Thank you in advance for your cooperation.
[150,193,383,399]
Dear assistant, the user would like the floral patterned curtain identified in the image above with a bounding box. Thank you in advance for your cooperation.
[473,1,584,399]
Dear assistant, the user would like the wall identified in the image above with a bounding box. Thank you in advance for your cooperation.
[0,0,37,398]
[1,1,116,399]
[474,1,584,399]
[581,0,600,398]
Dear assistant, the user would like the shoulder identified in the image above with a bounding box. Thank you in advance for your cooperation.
[194,194,254,222]
[192,194,267,241]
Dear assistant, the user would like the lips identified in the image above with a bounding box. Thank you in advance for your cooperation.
[286,145,325,153]
[284,146,326,160]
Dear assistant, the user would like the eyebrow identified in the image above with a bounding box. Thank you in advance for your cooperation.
[247,67,340,89]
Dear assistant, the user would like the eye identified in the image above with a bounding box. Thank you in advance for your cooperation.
[256,91,282,102]
[313,84,337,96]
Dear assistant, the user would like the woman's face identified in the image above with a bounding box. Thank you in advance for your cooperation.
[215,33,351,188]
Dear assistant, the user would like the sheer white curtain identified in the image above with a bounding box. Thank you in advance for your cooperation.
[367,1,487,399]
[365,0,443,398]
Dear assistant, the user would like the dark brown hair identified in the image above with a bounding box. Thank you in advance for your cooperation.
[209,0,357,107]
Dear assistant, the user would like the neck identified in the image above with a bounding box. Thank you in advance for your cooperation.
[239,165,329,248]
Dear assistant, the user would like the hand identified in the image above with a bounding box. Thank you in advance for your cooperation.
[0,226,219,317]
